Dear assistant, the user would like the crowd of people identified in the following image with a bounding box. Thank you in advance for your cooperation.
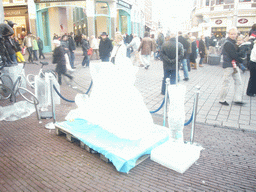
[2,19,255,100]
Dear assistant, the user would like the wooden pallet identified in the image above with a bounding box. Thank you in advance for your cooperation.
[55,126,149,167]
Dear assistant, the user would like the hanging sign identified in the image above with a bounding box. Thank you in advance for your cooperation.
[215,20,222,25]
[238,18,248,24]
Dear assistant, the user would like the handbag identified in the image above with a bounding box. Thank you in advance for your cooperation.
[87,48,93,56]
[22,47,26,55]
[111,45,121,64]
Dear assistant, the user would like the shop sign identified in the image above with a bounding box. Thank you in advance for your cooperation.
[238,18,248,24]
[215,20,222,25]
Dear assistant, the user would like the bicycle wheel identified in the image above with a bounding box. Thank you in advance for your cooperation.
[26,74,35,89]
[12,76,22,95]
[0,74,13,88]
[18,87,39,105]
[0,57,4,70]
[0,84,16,102]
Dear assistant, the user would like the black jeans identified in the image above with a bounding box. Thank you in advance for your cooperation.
[39,48,45,59]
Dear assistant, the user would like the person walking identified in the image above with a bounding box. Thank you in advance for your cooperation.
[199,35,207,67]
[185,32,192,71]
[81,35,90,67]
[52,40,73,85]
[178,31,190,81]
[23,32,34,63]
[127,33,142,66]
[37,37,45,59]
[219,27,245,106]
[110,32,127,65]
[190,36,198,69]
[32,36,39,61]
[99,32,113,62]
[68,32,76,69]
[90,35,99,60]
[246,40,256,97]
[156,30,165,60]
[160,33,184,94]
[138,31,153,70]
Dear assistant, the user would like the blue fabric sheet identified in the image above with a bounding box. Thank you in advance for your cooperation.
[55,119,169,173]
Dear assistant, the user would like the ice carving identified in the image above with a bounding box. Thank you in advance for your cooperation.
[66,60,155,140]
[167,84,186,142]
[0,101,35,121]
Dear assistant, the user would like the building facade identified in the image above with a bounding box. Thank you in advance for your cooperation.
[34,0,151,52]
[191,0,256,38]
[3,0,152,52]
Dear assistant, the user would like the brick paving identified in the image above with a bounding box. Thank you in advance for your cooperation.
[0,49,256,191]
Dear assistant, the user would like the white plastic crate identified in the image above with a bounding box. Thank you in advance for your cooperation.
[151,140,203,174]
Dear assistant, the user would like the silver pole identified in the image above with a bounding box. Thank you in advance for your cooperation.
[190,86,200,144]
[176,30,178,85]
[49,78,56,123]
[163,78,170,127]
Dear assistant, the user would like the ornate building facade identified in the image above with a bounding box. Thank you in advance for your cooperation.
[191,0,256,38]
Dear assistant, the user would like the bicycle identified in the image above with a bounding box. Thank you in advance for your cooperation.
[0,62,39,104]
[26,61,56,89]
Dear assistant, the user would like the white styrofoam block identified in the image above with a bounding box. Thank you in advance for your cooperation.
[150,140,203,174]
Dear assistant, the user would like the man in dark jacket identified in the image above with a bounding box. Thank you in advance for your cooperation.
[68,32,76,69]
[178,31,190,81]
[53,40,73,85]
[219,27,244,106]
[99,32,113,62]
[160,33,184,94]
[37,37,45,59]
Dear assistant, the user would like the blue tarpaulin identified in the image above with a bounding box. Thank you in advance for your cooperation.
[55,119,169,173]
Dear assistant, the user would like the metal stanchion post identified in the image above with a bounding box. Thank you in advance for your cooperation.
[190,86,200,144]
[45,76,56,129]
[163,78,170,127]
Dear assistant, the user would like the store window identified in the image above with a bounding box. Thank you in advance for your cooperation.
[224,0,234,3]
[211,0,215,6]
[95,2,109,15]
[216,0,224,4]
[42,11,50,47]
[239,0,251,2]
[95,2,111,37]
[206,0,210,6]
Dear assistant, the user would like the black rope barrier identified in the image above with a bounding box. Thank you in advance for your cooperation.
[53,84,75,103]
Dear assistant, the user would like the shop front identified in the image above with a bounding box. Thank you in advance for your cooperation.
[35,0,87,52]
[4,6,29,43]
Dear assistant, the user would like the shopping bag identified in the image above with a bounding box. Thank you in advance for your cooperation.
[21,47,26,55]
[16,52,25,63]
[87,48,93,56]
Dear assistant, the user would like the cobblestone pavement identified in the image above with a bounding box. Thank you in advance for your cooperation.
[0,50,256,191]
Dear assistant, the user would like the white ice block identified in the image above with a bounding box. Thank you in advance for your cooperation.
[150,140,203,174]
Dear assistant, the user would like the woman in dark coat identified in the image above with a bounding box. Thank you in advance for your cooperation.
[190,36,198,69]
[52,40,73,85]
[81,34,90,67]
[199,35,206,67]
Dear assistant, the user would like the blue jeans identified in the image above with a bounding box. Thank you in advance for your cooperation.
[101,57,110,62]
[181,59,189,79]
[186,53,191,72]
[69,51,75,68]
[199,57,204,65]
[33,50,38,60]
[82,54,90,67]
[9,53,17,64]
[161,69,180,94]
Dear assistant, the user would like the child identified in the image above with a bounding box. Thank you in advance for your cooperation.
[237,35,251,72]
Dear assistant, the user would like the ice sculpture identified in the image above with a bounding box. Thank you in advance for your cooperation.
[167,84,186,142]
[66,59,155,140]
